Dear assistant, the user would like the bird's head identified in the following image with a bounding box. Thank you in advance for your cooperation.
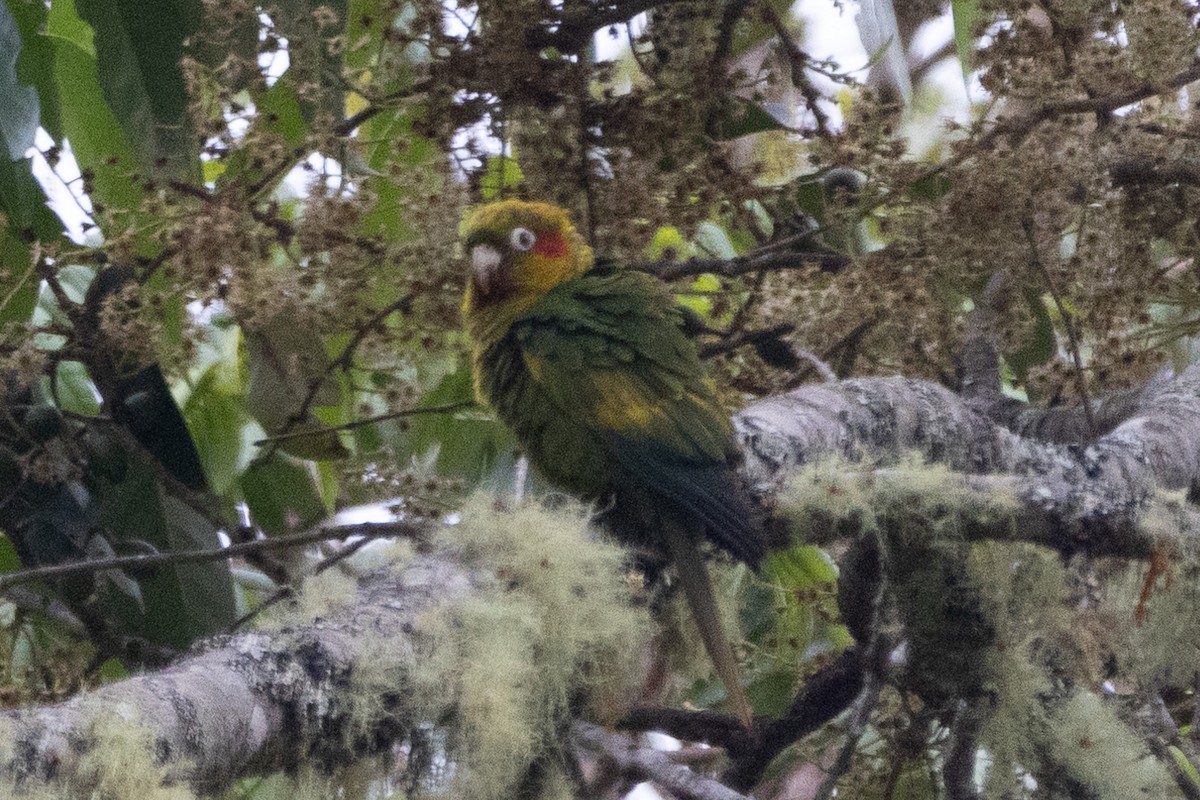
[460,200,593,341]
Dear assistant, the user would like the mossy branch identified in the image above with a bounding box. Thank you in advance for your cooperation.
[739,362,1200,559]
[0,500,649,799]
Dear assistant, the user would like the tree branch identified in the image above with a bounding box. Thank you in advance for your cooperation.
[0,519,428,591]
[736,362,1200,558]
[630,248,850,281]
[0,552,473,792]
[573,721,753,800]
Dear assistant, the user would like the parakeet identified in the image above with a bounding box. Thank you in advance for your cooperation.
[461,199,765,725]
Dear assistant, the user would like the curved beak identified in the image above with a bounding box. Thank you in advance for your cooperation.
[470,244,503,297]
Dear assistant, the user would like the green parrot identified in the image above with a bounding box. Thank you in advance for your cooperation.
[461,200,765,725]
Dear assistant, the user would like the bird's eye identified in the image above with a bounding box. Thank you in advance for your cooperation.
[510,227,537,251]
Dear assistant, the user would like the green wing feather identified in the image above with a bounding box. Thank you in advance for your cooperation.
[503,270,764,566]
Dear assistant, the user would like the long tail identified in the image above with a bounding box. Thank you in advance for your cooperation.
[661,520,754,726]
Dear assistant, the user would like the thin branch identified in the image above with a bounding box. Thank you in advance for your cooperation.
[698,324,795,360]
[259,292,415,461]
[630,249,849,281]
[1021,212,1096,436]
[943,700,985,800]
[923,60,1200,183]
[761,0,831,136]
[813,573,889,800]
[0,519,429,591]
[253,401,475,446]
[228,527,388,632]
[529,0,674,51]
[572,721,753,800]
[332,80,433,137]
[723,647,865,791]
[793,347,838,383]
[711,0,751,66]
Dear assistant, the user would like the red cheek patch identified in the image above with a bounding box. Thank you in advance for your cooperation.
[533,233,568,258]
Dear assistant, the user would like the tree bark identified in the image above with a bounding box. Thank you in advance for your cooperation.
[10,363,1200,794]
[0,555,473,793]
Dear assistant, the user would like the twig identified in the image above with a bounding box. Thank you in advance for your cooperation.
[513,455,529,503]
[712,0,751,66]
[229,529,387,631]
[761,1,831,136]
[722,647,865,791]
[332,80,433,137]
[0,519,430,591]
[529,0,675,51]
[630,249,849,281]
[259,292,415,460]
[620,707,752,752]
[918,60,1200,186]
[943,700,984,800]
[1021,211,1096,436]
[253,401,474,446]
[698,324,796,359]
[572,721,752,800]
[793,347,838,383]
[813,559,890,800]
[812,665,883,800]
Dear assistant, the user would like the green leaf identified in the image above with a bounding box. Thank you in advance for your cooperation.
[96,455,236,647]
[406,358,518,486]
[360,107,434,241]
[7,0,61,139]
[255,79,308,149]
[0,232,37,324]
[215,78,307,193]
[97,657,129,680]
[0,534,20,573]
[891,763,936,799]
[47,0,94,56]
[694,221,738,259]
[951,0,980,85]
[794,178,825,221]
[240,457,328,536]
[481,153,524,200]
[768,544,838,586]
[644,226,688,260]
[49,9,147,230]
[745,670,798,718]
[55,262,95,301]
[716,97,787,139]
[244,318,349,461]
[0,1,40,160]
[0,154,61,241]
[183,364,249,495]
[55,360,101,415]
[1006,288,1056,382]
[74,0,200,178]
[909,171,951,201]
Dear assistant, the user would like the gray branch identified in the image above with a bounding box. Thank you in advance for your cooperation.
[10,362,1200,794]
[0,554,473,793]
[735,363,1200,557]
[572,722,752,800]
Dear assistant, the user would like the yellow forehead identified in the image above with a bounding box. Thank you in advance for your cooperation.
[461,200,575,239]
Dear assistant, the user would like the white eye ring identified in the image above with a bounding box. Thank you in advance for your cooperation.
[510,227,537,251]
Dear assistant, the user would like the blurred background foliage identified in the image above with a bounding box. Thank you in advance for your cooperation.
[3,0,1200,795]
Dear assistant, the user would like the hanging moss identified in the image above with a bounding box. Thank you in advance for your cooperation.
[404,495,650,799]
[0,703,199,800]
